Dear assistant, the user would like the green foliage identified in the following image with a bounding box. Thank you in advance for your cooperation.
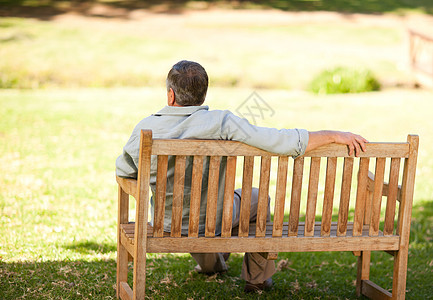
[309,66,381,95]
[0,0,432,14]
[247,0,433,14]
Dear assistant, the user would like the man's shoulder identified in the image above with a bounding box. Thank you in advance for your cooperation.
[195,108,235,118]
[132,115,157,129]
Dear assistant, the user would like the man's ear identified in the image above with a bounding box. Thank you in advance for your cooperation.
[167,88,175,106]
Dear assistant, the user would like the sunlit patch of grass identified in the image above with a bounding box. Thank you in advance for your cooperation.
[0,18,186,88]
[0,15,407,90]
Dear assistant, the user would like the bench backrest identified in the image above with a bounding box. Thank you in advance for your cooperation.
[134,130,418,245]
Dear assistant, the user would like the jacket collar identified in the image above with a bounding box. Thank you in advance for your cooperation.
[153,105,209,116]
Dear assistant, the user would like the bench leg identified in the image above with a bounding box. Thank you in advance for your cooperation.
[117,186,130,299]
[117,242,129,299]
[356,251,371,296]
[391,249,408,300]
[133,250,147,300]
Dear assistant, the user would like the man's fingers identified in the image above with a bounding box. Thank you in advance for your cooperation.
[337,132,369,156]
[353,141,361,157]
[348,143,354,156]
[354,135,368,152]
[355,138,367,152]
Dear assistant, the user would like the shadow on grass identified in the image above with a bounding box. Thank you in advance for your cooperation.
[0,0,432,20]
[63,240,116,255]
[0,259,117,299]
[1,201,431,299]
[364,200,433,299]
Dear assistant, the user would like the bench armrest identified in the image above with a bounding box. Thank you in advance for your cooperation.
[116,176,138,200]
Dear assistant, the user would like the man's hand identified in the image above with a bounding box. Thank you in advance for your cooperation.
[332,131,368,156]
[306,130,369,157]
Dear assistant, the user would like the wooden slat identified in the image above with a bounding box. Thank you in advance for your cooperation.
[337,157,354,236]
[369,158,386,236]
[305,157,321,237]
[305,142,409,158]
[146,235,400,254]
[153,155,168,237]
[256,156,271,237]
[188,156,204,237]
[365,190,373,225]
[116,177,138,199]
[396,197,402,236]
[119,281,133,300]
[353,158,370,236]
[122,223,169,241]
[321,157,337,236]
[133,130,152,300]
[153,139,277,156]
[171,155,186,237]
[151,139,409,158]
[121,229,136,256]
[238,156,254,237]
[383,158,401,236]
[127,222,397,240]
[221,156,237,238]
[205,156,221,237]
[272,156,289,237]
[361,280,392,300]
[235,222,376,238]
[367,171,402,202]
[288,157,304,236]
[122,223,135,235]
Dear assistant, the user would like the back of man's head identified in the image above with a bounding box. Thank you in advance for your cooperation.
[166,60,208,106]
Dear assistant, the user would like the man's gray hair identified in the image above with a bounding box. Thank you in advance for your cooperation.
[166,60,208,106]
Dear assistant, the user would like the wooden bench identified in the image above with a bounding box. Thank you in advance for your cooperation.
[116,130,419,300]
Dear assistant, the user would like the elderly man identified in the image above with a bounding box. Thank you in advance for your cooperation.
[116,60,368,292]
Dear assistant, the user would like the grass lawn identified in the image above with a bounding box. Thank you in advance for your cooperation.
[0,12,414,90]
[1,5,433,299]
[1,87,432,299]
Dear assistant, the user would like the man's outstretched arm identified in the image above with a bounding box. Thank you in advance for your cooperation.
[306,130,369,157]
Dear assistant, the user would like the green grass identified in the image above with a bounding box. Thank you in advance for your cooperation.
[0,15,410,90]
[1,5,432,298]
[1,87,432,299]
